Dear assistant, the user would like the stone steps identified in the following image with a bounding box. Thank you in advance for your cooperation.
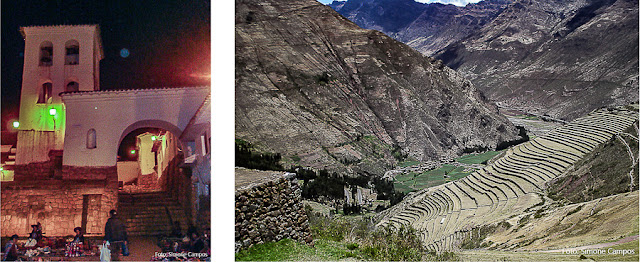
[118,191,189,236]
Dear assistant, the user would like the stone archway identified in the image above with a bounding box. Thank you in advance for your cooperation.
[116,124,184,193]
[60,87,208,168]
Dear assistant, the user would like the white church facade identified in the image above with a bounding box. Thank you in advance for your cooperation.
[1,24,211,237]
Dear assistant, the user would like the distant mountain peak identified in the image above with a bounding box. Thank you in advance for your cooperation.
[236,0,520,176]
[329,0,514,55]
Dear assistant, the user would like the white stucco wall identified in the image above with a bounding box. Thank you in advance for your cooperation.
[117,161,140,183]
[137,133,156,175]
[157,131,178,179]
[15,25,102,164]
[18,25,102,132]
[61,87,209,167]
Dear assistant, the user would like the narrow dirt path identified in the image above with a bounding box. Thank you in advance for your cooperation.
[538,235,638,253]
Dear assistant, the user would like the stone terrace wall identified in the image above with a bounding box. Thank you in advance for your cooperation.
[235,170,312,251]
[61,165,117,180]
[13,161,55,180]
[1,166,118,237]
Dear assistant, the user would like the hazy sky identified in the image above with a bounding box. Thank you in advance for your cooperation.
[319,0,483,6]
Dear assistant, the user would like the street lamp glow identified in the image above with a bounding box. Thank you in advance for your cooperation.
[130,150,136,154]
[12,121,19,128]
[49,108,57,116]
[151,136,157,141]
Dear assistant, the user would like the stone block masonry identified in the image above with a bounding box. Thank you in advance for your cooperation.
[1,166,118,237]
[235,170,312,251]
[61,165,118,181]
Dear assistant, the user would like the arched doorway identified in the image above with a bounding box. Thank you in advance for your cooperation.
[117,127,183,193]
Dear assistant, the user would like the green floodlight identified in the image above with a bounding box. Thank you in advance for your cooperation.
[151,136,157,141]
[49,108,57,116]
[12,121,19,128]
[130,150,136,154]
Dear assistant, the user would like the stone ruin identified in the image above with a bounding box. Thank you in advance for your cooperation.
[235,168,312,251]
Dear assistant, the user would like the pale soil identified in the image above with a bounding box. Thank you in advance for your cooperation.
[486,191,639,251]
[235,167,286,190]
[539,235,638,253]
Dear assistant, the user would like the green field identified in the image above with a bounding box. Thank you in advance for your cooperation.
[393,164,475,193]
[456,150,503,164]
[393,151,502,193]
[398,160,421,167]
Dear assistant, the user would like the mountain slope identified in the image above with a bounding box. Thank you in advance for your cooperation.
[235,0,520,176]
[435,0,639,120]
[329,0,513,56]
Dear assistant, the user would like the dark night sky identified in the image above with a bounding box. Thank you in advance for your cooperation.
[1,0,210,130]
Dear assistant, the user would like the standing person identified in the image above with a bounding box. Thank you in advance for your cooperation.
[104,210,128,260]
[3,235,19,261]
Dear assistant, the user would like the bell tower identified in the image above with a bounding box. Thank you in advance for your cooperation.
[15,25,104,165]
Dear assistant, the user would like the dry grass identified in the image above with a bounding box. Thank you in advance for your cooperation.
[486,191,639,251]
[460,240,639,261]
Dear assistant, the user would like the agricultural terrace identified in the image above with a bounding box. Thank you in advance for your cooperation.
[378,107,639,251]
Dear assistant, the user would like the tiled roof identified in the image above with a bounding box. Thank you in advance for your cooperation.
[60,86,210,97]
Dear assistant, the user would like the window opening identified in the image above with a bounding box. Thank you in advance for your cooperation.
[37,83,53,104]
[87,129,97,149]
[40,42,53,66]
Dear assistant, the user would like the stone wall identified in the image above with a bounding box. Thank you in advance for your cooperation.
[13,161,55,181]
[163,156,194,223]
[235,172,312,251]
[1,166,118,237]
[15,130,64,165]
[61,166,117,180]
[116,161,139,183]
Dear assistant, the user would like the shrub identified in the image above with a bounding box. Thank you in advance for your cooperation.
[235,139,283,171]
[566,205,583,217]
[307,212,427,261]
[496,126,529,150]
[314,72,332,85]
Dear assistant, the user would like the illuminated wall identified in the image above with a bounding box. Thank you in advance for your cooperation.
[61,87,209,168]
[15,25,103,165]
[137,133,156,175]
[156,131,179,180]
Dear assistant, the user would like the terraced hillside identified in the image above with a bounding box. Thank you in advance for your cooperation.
[376,107,638,251]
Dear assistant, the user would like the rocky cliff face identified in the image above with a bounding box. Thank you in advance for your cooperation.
[435,0,639,120]
[236,0,520,176]
[329,0,513,56]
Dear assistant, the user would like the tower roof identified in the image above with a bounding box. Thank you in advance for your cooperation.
[19,24,104,60]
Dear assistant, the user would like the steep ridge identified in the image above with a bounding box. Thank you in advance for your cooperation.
[236,0,520,176]
[376,106,638,250]
[329,0,513,56]
[435,0,639,120]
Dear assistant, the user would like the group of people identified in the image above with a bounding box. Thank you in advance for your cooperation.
[169,221,210,254]
[2,210,121,261]
[3,209,208,261]
[2,222,46,261]
[2,222,87,261]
